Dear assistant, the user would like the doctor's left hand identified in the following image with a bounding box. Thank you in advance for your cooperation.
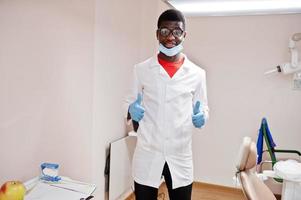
[192,101,205,128]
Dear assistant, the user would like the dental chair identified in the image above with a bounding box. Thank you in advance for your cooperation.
[257,118,301,173]
[256,118,301,194]
[236,137,276,200]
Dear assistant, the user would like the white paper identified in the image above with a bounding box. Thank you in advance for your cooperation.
[25,182,90,200]
[50,178,96,195]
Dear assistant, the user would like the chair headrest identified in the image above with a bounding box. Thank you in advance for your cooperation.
[236,137,257,171]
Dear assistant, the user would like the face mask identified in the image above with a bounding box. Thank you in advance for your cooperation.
[159,43,183,57]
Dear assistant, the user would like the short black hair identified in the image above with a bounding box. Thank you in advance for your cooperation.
[157,9,186,30]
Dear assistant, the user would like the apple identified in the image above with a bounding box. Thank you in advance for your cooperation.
[0,181,26,200]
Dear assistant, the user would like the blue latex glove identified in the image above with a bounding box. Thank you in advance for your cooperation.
[129,93,145,122]
[192,101,205,128]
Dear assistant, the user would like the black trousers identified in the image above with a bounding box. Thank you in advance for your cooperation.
[134,162,193,200]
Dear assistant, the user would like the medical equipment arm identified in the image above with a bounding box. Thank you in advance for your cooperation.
[265,33,301,75]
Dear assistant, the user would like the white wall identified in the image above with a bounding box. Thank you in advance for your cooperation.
[185,14,301,186]
[0,0,95,183]
[1,0,300,199]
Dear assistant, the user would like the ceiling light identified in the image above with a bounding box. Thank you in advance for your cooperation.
[166,0,301,16]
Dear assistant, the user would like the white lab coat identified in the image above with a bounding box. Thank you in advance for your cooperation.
[124,54,209,189]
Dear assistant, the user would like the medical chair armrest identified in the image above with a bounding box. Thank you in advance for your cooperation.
[258,160,273,167]
[257,160,273,172]
[257,161,284,183]
[274,149,301,156]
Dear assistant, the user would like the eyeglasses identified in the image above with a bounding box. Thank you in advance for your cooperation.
[158,27,184,38]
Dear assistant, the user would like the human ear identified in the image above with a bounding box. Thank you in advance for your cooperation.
[156,30,159,40]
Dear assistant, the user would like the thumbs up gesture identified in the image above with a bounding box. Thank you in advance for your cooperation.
[129,93,145,122]
[192,101,205,128]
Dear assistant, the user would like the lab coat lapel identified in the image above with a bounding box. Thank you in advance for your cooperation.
[149,55,170,82]
[148,54,190,82]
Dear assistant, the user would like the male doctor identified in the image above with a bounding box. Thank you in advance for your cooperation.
[124,9,209,200]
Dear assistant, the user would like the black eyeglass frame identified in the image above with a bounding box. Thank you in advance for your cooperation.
[158,27,184,38]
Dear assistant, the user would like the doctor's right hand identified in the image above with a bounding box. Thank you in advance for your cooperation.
[129,93,145,122]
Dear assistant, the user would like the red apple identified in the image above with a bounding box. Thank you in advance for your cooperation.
[0,181,26,200]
